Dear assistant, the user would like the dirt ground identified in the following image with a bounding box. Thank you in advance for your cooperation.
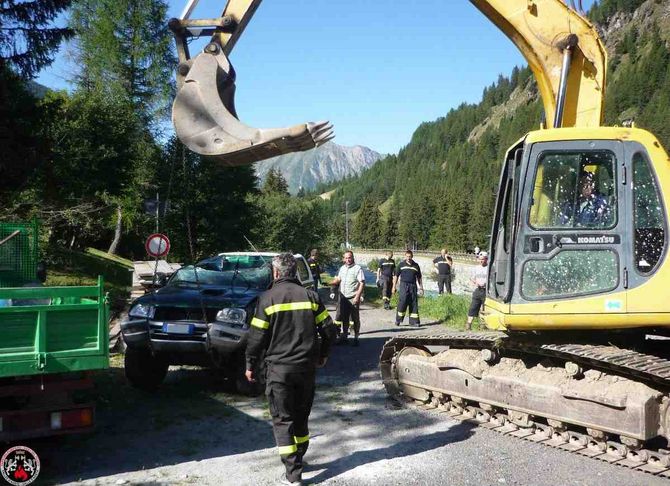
[27,298,668,486]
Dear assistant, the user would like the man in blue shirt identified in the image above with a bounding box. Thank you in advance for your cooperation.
[561,172,611,226]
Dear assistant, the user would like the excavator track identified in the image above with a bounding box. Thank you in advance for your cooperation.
[380,330,670,477]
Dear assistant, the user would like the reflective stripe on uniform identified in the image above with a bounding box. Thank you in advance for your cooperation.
[251,317,269,329]
[294,435,309,444]
[278,444,298,455]
[315,309,329,324]
[333,320,342,326]
[265,301,319,315]
[400,266,418,272]
[410,313,420,318]
[397,311,405,317]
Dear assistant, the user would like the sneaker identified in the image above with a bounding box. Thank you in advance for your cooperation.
[279,473,303,486]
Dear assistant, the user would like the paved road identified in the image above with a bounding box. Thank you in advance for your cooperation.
[34,300,668,485]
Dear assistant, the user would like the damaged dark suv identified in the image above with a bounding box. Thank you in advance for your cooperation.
[121,252,314,392]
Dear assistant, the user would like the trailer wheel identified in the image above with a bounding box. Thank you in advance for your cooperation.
[124,348,168,390]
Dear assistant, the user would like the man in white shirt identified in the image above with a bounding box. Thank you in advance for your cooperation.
[330,251,365,346]
[466,251,488,330]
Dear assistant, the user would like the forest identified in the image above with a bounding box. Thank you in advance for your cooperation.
[1,0,668,267]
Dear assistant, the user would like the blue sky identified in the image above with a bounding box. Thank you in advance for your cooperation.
[37,0,595,155]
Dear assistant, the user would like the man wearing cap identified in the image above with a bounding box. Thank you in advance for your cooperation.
[466,251,488,330]
[560,172,611,226]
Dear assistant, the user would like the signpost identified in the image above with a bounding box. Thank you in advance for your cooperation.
[145,233,170,258]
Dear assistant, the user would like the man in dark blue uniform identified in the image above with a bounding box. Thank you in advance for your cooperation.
[376,251,395,310]
[246,253,337,485]
[392,250,423,327]
[432,248,452,295]
[307,249,322,289]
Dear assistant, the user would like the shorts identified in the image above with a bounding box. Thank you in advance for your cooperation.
[468,287,486,317]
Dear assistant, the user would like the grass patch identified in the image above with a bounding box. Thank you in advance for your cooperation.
[387,293,482,330]
[47,269,129,314]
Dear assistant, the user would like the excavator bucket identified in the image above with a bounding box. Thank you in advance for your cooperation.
[172,42,334,166]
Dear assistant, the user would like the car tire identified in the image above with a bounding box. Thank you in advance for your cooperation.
[124,348,168,390]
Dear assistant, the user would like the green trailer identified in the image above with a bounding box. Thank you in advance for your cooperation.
[0,221,109,441]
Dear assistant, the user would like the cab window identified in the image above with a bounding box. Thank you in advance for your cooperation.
[529,151,616,229]
[522,250,618,299]
[633,152,665,274]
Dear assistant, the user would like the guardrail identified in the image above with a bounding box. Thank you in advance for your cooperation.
[355,248,479,263]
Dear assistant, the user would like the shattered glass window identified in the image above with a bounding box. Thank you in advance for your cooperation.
[633,152,665,274]
[529,151,616,229]
[296,258,310,283]
[522,250,618,299]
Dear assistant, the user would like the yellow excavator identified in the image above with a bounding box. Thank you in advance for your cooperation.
[169,0,670,476]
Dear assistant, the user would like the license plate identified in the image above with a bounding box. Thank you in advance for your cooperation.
[162,323,195,334]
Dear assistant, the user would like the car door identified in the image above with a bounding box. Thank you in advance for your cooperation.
[295,256,314,288]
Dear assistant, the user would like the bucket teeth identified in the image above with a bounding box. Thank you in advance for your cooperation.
[172,46,334,166]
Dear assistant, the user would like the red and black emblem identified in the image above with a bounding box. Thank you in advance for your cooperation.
[1,446,40,485]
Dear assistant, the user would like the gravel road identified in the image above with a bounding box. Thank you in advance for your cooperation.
[31,297,668,486]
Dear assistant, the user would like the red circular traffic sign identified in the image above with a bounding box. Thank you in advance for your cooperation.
[145,233,170,258]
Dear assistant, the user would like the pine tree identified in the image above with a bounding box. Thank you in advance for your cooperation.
[0,0,73,78]
[69,0,175,120]
[262,168,290,195]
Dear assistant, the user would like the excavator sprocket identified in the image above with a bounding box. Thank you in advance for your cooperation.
[381,330,670,477]
[172,43,334,166]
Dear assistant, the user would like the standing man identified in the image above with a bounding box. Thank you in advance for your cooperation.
[432,248,452,295]
[307,249,322,290]
[330,250,365,346]
[376,250,395,310]
[245,253,337,486]
[466,251,489,330]
[393,250,423,327]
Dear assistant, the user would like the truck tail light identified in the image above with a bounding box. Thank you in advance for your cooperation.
[50,408,93,430]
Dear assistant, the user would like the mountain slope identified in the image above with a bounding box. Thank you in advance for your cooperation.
[255,142,382,194]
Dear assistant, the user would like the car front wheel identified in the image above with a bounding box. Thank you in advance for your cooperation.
[124,347,169,391]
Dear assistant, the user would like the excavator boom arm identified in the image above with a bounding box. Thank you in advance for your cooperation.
[470,0,606,128]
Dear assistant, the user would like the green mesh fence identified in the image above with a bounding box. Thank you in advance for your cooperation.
[0,220,38,287]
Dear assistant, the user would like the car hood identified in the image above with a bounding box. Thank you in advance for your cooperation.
[133,284,262,309]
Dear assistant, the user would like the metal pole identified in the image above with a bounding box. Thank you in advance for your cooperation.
[155,192,160,233]
[180,0,200,20]
[345,201,350,249]
[554,35,578,129]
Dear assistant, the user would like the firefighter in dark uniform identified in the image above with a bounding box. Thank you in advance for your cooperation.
[307,248,322,289]
[433,248,452,295]
[245,253,337,486]
[393,250,424,327]
[376,251,395,310]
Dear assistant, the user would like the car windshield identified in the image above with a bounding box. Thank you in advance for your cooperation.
[169,255,272,290]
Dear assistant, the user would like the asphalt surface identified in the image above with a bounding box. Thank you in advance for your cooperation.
[29,297,670,486]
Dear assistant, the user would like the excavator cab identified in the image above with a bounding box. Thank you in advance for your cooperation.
[486,127,669,330]
[169,0,333,166]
